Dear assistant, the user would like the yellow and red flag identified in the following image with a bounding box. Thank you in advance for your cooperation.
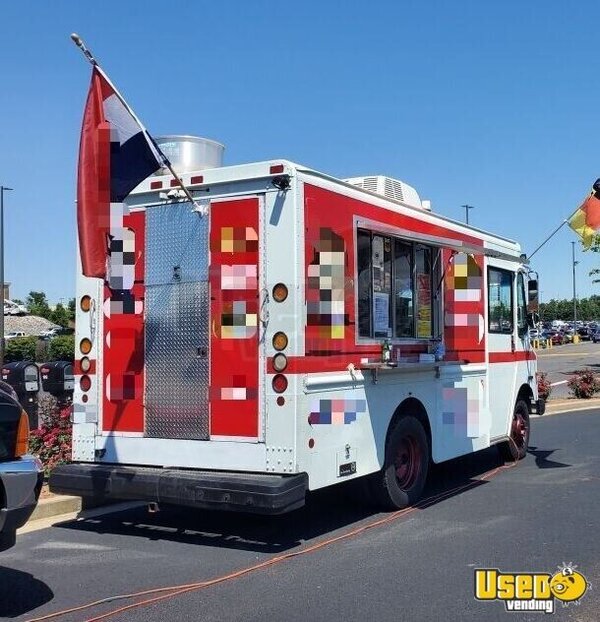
[568,179,600,248]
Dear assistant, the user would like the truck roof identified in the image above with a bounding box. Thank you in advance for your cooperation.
[128,159,523,261]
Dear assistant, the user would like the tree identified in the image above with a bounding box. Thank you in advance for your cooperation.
[50,303,70,328]
[588,234,600,284]
[68,298,76,323]
[48,335,75,362]
[26,291,52,320]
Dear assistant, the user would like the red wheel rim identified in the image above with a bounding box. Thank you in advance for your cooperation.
[394,435,421,489]
[511,412,528,449]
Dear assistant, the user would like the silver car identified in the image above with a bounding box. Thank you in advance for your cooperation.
[0,383,43,551]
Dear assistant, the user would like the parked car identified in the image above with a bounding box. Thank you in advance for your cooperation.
[3,300,27,316]
[0,382,43,551]
[540,330,564,346]
[577,327,591,341]
[4,331,26,341]
[592,329,600,343]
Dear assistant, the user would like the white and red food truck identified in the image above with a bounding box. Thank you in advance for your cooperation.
[50,137,543,513]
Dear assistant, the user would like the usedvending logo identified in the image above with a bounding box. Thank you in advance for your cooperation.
[474,563,590,613]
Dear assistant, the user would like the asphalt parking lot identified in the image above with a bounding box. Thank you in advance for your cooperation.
[536,340,600,398]
[1,410,598,622]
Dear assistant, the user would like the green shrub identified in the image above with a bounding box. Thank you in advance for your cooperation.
[4,336,37,362]
[47,335,75,362]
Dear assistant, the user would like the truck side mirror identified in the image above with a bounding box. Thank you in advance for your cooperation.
[527,279,539,312]
[527,312,540,328]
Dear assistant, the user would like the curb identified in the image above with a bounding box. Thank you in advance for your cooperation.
[19,500,142,536]
[538,398,600,417]
[29,494,82,521]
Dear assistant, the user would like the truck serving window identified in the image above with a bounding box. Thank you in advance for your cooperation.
[488,267,514,334]
[357,229,434,340]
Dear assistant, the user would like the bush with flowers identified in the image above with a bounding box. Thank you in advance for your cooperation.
[567,369,600,399]
[29,396,72,475]
[536,372,552,401]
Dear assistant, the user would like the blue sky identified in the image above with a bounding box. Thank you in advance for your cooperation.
[0,1,598,304]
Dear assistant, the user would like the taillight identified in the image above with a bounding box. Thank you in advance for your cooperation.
[272,353,288,372]
[272,374,288,393]
[15,412,29,457]
[80,295,92,312]
[270,164,284,174]
[80,375,91,392]
[80,357,91,372]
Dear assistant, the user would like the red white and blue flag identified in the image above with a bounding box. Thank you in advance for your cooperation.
[77,67,165,279]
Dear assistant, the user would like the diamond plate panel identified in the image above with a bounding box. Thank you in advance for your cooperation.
[145,203,209,440]
[146,202,208,286]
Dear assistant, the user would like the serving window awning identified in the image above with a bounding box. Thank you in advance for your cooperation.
[354,217,521,263]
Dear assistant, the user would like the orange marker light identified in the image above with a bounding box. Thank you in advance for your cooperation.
[272,332,288,351]
[80,338,92,355]
[272,283,288,302]
[15,412,29,457]
[80,295,92,312]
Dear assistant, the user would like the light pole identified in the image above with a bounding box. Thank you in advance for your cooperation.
[462,204,475,225]
[572,241,578,326]
[0,186,13,367]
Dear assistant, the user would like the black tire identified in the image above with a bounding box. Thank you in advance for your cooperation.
[498,399,530,462]
[368,415,429,510]
[0,529,16,552]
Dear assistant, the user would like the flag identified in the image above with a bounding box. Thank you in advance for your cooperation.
[568,179,600,248]
[77,67,164,278]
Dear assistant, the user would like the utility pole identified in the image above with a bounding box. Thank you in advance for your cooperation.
[572,241,578,325]
[0,186,13,367]
[462,204,475,225]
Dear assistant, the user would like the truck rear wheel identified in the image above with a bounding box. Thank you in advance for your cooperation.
[369,415,429,510]
[498,399,530,462]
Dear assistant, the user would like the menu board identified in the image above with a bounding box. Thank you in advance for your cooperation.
[417,273,432,338]
[374,292,391,336]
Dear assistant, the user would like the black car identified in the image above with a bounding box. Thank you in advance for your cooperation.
[0,383,43,551]
[577,327,591,341]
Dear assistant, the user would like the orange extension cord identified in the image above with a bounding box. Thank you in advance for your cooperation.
[26,461,517,622]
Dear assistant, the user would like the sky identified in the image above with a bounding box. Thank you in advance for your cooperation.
[0,0,599,304]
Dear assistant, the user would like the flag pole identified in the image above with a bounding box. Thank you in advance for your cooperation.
[527,220,569,260]
[70,33,208,216]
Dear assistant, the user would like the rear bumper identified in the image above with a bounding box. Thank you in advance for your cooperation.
[49,463,308,515]
[0,455,44,550]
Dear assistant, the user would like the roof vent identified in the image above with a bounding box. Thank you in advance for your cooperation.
[343,175,429,210]
[154,135,225,175]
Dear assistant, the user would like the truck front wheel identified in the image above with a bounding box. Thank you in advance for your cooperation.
[368,415,429,510]
[498,399,530,462]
